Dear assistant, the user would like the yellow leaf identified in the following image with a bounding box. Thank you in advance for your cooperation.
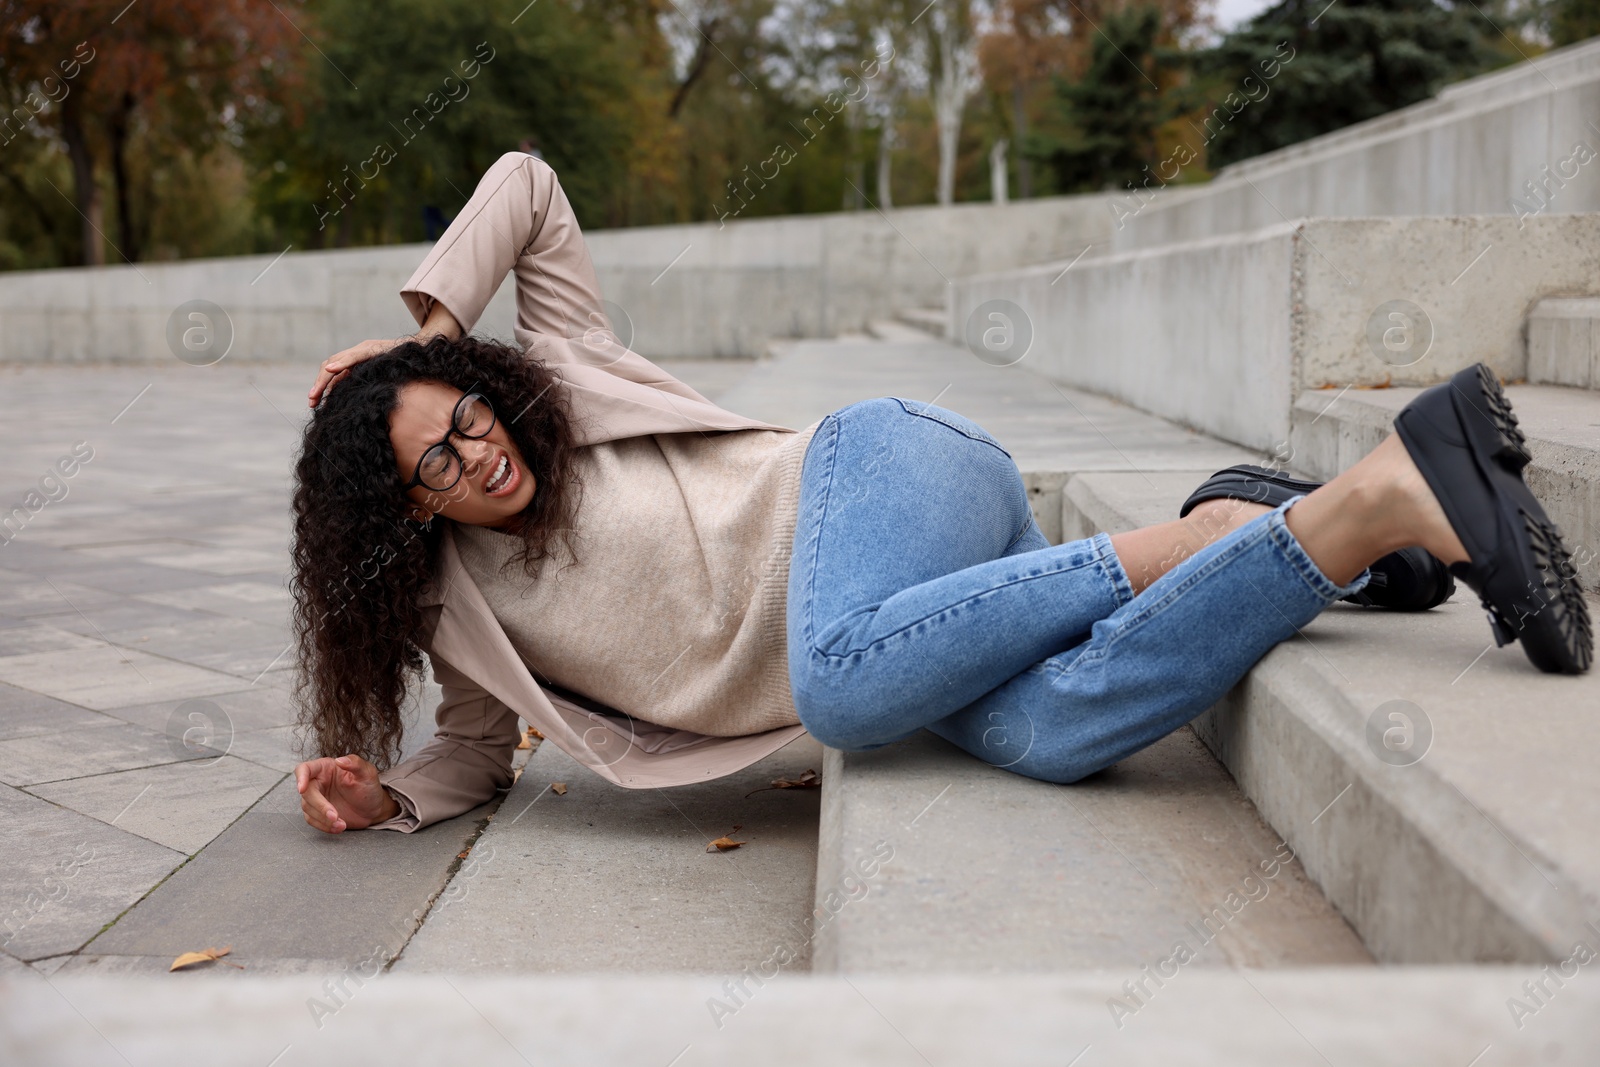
[551,782,568,796]
[169,946,239,972]
[744,769,820,798]
[707,825,747,852]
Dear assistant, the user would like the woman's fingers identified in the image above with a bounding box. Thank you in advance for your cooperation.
[299,780,340,833]
[306,339,391,407]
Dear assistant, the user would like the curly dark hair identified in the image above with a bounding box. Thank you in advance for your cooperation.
[290,335,580,770]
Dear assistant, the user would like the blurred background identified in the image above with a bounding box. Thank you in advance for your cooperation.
[1,0,1588,272]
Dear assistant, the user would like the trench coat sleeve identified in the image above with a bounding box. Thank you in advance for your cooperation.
[368,649,521,833]
[401,151,615,355]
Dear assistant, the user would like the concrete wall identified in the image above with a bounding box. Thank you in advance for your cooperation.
[952,212,1600,451]
[0,192,1112,365]
[1110,36,1600,254]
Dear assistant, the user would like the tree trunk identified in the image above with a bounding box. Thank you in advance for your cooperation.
[876,117,894,209]
[1013,80,1032,199]
[109,91,140,262]
[931,7,972,207]
[990,138,1008,204]
[58,92,104,266]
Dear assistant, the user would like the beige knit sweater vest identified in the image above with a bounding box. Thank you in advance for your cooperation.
[454,424,819,737]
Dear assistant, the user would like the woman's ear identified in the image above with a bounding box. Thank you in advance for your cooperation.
[407,505,434,526]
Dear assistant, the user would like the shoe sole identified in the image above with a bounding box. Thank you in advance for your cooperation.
[1396,365,1592,674]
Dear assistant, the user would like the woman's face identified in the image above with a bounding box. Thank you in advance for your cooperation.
[389,380,537,528]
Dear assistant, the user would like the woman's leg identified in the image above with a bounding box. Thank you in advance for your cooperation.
[787,399,1465,782]
[786,397,1292,750]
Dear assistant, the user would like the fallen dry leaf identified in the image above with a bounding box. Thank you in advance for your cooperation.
[744,769,820,798]
[527,725,544,740]
[707,825,747,853]
[551,782,568,796]
[170,946,242,972]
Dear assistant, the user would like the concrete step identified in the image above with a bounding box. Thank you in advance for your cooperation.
[1528,297,1600,390]
[864,318,939,343]
[894,306,946,336]
[814,729,1371,973]
[7,967,1599,1064]
[1291,381,1600,587]
[953,212,1600,452]
[1062,464,1600,964]
[390,735,826,974]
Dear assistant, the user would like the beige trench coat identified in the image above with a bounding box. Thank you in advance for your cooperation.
[371,153,808,832]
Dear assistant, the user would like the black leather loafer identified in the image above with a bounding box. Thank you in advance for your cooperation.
[1181,463,1456,612]
[1393,363,1591,674]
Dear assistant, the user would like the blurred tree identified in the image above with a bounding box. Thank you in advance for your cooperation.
[1542,0,1600,43]
[1026,5,1177,192]
[1196,0,1510,170]
[978,0,1075,199]
[0,0,300,265]
[247,0,658,245]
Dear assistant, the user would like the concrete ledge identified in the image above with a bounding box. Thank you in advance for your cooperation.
[4,968,1597,1064]
[954,213,1600,451]
[0,193,1111,364]
[1112,36,1600,253]
[1529,297,1600,388]
[1062,469,1600,964]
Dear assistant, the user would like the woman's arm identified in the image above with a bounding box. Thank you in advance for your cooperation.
[398,151,607,343]
[366,651,523,833]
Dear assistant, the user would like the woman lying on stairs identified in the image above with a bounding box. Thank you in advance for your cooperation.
[290,152,1592,834]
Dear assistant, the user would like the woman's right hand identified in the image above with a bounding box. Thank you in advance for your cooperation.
[295,754,401,833]
[307,302,463,408]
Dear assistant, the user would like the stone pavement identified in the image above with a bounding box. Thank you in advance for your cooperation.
[0,341,1318,985]
[0,357,771,977]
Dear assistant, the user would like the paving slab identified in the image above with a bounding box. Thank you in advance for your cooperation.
[0,624,103,658]
[105,684,300,737]
[1064,470,1600,963]
[98,615,293,679]
[0,720,223,787]
[67,775,499,975]
[3,968,1597,1066]
[0,683,123,741]
[213,725,304,773]
[27,755,283,855]
[815,730,1369,973]
[0,784,183,961]
[394,735,826,974]
[0,644,248,711]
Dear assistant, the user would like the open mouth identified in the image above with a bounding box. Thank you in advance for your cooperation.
[483,451,520,497]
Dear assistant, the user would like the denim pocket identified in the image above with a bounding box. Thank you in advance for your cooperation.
[890,397,1013,458]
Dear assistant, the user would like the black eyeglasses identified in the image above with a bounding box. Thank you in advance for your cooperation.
[402,392,497,492]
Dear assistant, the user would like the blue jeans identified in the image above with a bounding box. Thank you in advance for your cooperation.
[785,397,1368,782]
